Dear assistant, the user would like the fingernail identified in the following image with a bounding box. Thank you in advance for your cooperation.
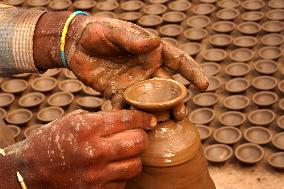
[150,116,157,127]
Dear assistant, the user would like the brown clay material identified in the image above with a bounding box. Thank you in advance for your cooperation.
[205,76,222,92]
[203,49,226,62]
[204,144,233,163]
[39,68,62,77]
[223,95,250,110]
[230,48,254,62]
[0,108,7,120]
[241,0,265,11]
[218,111,246,127]
[244,126,272,145]
[217,0,240,9]
[235,143,264,164]
[187,15,211,28]
[279,99,284,112]
[101,100,113,112]
[172,74,190,86]
[208,34,233,47]
[237,22,261,35]
[143,4,167,15]
[199,0,218,3]
[225,78,250,93]
[201,62,221,77]
[7,125,21,139]
[13,73,32,78]
[95,11,116,19]
[73,0,96,10]
[31,76,57,93]
[258,46,282,60]
[183,89,192,103]
[58,79,83,93]
[168,0,192,12]
[248,109,276,126]
[146,28,160,36]
[252,76,278,91]
[149,0,169,3]
[266,9,284,21]
[272,132,284,151]
[268,0,284,9]
[120,0,144,11]
[240,11,264,22]
[119,12,142,22]
[261,21,284,33]
[64,69,77,79]
[77,96,104,110]
[216,8,240,20]
[183,28,208,41]
[3,0,25,6]
[24,125,42,138]
[27,0,50,7]
[252,91,278,107]
[213,127,242,145]
[158,24,182,37]
[188,108,215,125]
[225,62,251,77]
[96,1,119,11]
[278,80,284,93]
[18,92,45,108]
[47,91,74,107]
[233,36,258,48]
[83,86,101,96]
[180,42,202,56]
[161,37,178,46]
[268,152,284,171]
[212,21,235,33]
[193,92,219,107]
[0,93,15,108]
[29,6,48,11]
[196,125,212,141]
[48,0,72,11]
[192,3,216,15]
[1,79,28,94]
[5,109,33,125]
[138,15,163,27]
[162,11,186,23]
[261,33,284,46]
[37,106,64,123]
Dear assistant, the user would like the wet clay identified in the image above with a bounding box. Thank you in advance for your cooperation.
[204,144,233,163]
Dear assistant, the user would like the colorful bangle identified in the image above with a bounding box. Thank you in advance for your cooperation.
[60,11,90,68]
[17,172,28,189]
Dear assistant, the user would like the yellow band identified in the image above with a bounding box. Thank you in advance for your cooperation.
[17,172,28,189]
[0,148,6,156]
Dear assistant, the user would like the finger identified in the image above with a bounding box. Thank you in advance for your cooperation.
[111,93,129,111]
[162,41,209,90]
[171,103,188,121]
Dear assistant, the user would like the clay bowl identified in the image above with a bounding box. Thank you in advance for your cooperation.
[192,3,216,15]
[183,28,208,41]
[218,111,246,127]
[95,11,116,19]
[146,28,160,36]
[73,0,96,10]
[216,8,240,20]
[64,69,77,79]
[47,91,74,107]
[5,109,33,125]
[254,59,278,75]
[1,79,28,93]
[258,46,282,60]
[138,15,163,27]
[120,0,144,11]
[252,76,278,90]
[235,143,264,164]
[230,48,254,62]
[188,108,215,125]
[187,15,211,28]
[49,0,72,11]
[217,0,240,9]
[143,4,167,15]
[123,78,187,111]
[205,77,222,92]
[262,21,284,33]
[172,74,190,86]
[58,79,83,93]
[4,0,25,6]
[119,12,142,22]
[199,0,218,3]
[83,86,101,96]
[7,125,21,139]
[233,36,258,48]
[39,68,62,77]
[18,92,45,108]
[13,73,32,78]
[268,152,284,171]
[37,107,64,123]
[0,108,7,120]
[261,34,284,46]
[212,21,235,33]
[272,132,284,151]
[244,126,272,145]
[29,6,48,11]
[278,80,284,93]
[213,127,242,144]
[225,62,251,77]
[96,1,119,11]
[223,95,250,110]
[31,76,57,92]
[201,62,221,76]
[183,89,192,103]
[241,0,265,11]
[237,22,261,35]
[203,49,226,62]
[24,125,41,138]
[27,0,50,7]
[162,11,186,23]
[161,37,178,46]
[252,91,278,107]
[266,9,284,21]
[225,78,250,93]
[180,42,202,56]
[204,144,233,163]
[268,0,284,9]
[0,93,15,108]
[193,92,219,107]
[101,100,113,112]
[196,125,212,141]
[279,99,284,111]
[240,11,264,22]
[149,0,169,3]
[77,97,104,110]
[248,109,276,126]
[168,0,191,12]
[208,34,233,47]
[158,24,182,37]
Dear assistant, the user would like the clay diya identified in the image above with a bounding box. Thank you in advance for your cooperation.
[172,74,190,86]
[196,125,212,141]
[161,37,178,46]
[235,143,264,164]
[212,21,235,33]
[162,11,186,23]
[225,62,251,77]
[1,79,28,94]
[29,6,48,11]
[193,92,219,107]
[205,76,222,92]
[13,73,32,78]
[0,93,15,108]
[192,3,216,15]
[230,48,254,62]
[31,76,57,92]
[37,107,64,123]
[7,125,21,139]
[0,108,6,120]
[47,91,74,107]
[179,42,202,56]
[158,24,182,37]
[268,152,284,171]
[225,78,250,93]
[203,49,226,62]
[143,4,167,15]
[237,22,261,35]
[120,0,144,11]
[223,95,250,110]
[24,125,41,138]
[183,28,208,41]
[213,127,242,145]
[241,0,265,10]
[258,46,282,60]
[261,21,284,33]
[208,34,233,47]
[64,69,77,79]
[278,80,284,93]
[39,68,62,77]
[248,109,276,126]
[146,28,160,36]
[138,15,163,27]
[261,34,284,46]
[240,11,264,22]
[233,36,258,48]
[268,0,284,9]
[168,0,191,12]
[5,109,33,125]
[83,86,101,96]
[252,91,278,107]
[204,144,233,163]
[244,126,272,145]
[149,0,169,3]
[218,111,246,127]
[252,76,278,90]
[189,108,215,125]
[73,0,96,10]
[216,8,240,20]
[77,96,104,110]
[48,0,72,11]
[272,132,284,151]
[96,1,119,11]
[187,15,211,28]
[279,99,284,111]
[199,0,217,3]
[201,62,221,76]
[18,92,45,108]
[27,0,50,7]
[119,12,142,22]
[95,11,116,19]
[101,100,112,112]
[58,79,83,93]
[3,0,25,6]
[266,9,284,21]
[183,89,192,103]
[217,0,240,9]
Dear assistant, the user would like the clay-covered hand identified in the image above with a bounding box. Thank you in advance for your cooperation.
[4,110,156,189]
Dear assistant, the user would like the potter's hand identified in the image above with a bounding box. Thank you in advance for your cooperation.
[3,110,156,189]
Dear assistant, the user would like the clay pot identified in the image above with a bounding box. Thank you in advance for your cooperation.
[24,125,41,138]
[0,108,7,120]
[279,99,284,111]
[235,143,264,164]
[268,152,284,171]
[278,80,284,93]
[5,109,33,125]
[272,132,284,150]
[49,0,72,11]
[143,4,167,15]
[7,125,21,139]
[37,107,64,123]
[119,12,142,22]
[223,95,250,110]
[258,46,282,60]
[27,0,50,7]
[244,127,272,145]
[213,127,242,145]
[101,100,112,112]
[188,108,215,125]
[203,49,226,62]
[18,92,45,108]
[83,86,101,96]
[252,91,278,107]
[208,34,233,47]
[212,21,235,33]
[248,109,276,126]
[187,15,211,28]
[64,69,77,79]
[252,76,278,90]
[162,11,186,23]
[225,62,251,77]
[233,36,257,48]
[161,37,178,46]
[39,68,62,77]
[261,34,284,46]
[145,28,159,36]
[183,89,192,103]
[268,0,284,9]
[266,9,284,21]
[47,91,74,107]
[204,144,233,163]
[218,111,246,127]
[205,76,222,92]
[29,6,48,11]
[225,78,250,93]
[1,79,28,94]
[149,0,169,3]
[73,0,96,10]
[193,92,219,107]
[237,22,261,35]
[3,0,25,6]
[120,0,144,11]
[216,8,240,20]
[168,0,191,12]
[217,0,240,9]
[13,73,32,78]
[192,3,216,15]
[180,42,202,56]
[95,11,116,19]
[138,15,163,27]
[0,93,15,108]
[230,48,254,62]
[261,21,284,33]
[201,62,221,76]
[196,125,212,141]
[31,76,57,92]
[77,97,104,110]
[199,0,217,3]
[58,79,83,93]
[96,1,119,11]
[184,28,208,41]
[240,11,264,22]
[158,24,182,37]
[241,0,265,11]
[172,74,190,86]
